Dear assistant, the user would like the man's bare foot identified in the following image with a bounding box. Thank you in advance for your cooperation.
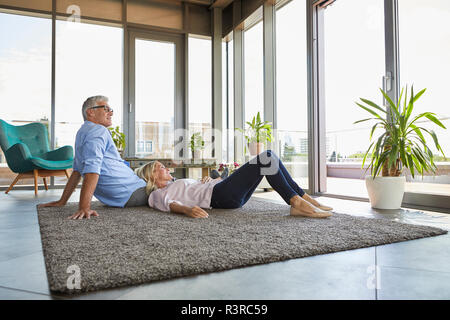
[289,196,332,218]
[301,193,333,211]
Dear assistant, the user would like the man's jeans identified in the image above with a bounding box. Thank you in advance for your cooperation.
[124,186,148,207]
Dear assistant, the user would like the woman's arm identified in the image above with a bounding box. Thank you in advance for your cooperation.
[169,202,209,218]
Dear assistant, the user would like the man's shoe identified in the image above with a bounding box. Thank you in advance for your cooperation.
[210,169,220,179]
[220,167,229,179]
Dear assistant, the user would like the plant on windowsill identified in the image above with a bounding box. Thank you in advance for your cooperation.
[108,126,126,158]
[190,132,205,160]
[354,85,447,209]
[236,111,274,156]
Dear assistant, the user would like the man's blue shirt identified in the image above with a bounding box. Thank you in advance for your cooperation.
[73,121,146,207]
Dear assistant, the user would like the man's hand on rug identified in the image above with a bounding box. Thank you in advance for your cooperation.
[186,206,209,218]
[38,200,66,208]
[68,208,99,220]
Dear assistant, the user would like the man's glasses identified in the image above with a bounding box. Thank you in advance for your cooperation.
[90,105,113,113]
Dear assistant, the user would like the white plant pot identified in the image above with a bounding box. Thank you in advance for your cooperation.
[248,142,264,156]
[365,175,406,209]
[192,149,202,160]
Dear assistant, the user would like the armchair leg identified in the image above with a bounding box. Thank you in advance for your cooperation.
[5,174,21,194]
[5,169,69,195]
[33,169,38,196]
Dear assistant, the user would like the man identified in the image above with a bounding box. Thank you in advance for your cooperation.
[38,95,147,219]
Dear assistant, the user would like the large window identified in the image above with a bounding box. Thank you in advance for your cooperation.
[227,39,234,163]
[135,37,174,159]
[55,20,123,150]
[244,18,264,153]
[0,12,51,187]
[398,0,450,196]
[221,37,234,164]
[324,0,385,197]
[276,0,308,189]
[188,36,212,161]
[222,39,228,163]
[54,20,122,184]
[187,36,212,179]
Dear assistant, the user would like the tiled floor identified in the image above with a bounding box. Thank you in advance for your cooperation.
[0,188,449,300]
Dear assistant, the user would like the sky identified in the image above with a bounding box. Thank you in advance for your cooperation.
[0,0,449,158]
[323,0,450,157]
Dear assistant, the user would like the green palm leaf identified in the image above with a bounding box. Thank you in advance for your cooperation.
[355,102,386,121]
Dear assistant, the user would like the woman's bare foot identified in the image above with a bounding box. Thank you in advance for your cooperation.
[289,196,332,218]
[301,193,333,211]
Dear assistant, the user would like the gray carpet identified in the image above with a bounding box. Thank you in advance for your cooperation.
[36,199,447,293]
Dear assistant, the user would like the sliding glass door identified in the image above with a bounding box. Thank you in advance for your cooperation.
[128,31,183,159]
[323,0,385,197]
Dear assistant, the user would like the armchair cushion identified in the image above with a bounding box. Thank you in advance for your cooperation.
[29,156,74,171]
[41,146,74,161]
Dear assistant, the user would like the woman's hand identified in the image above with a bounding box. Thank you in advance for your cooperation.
[201,176,213,183]
[186,206,209,218]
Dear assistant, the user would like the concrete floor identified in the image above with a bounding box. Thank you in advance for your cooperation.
[0,188,449,300]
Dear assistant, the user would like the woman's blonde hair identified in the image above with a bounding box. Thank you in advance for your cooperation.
[134,161,159,195]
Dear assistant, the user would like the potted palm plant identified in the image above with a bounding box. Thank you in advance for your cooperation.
[355,85,447,209]
[237,112,274,156]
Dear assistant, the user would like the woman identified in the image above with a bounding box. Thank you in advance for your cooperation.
[135,150,333,219]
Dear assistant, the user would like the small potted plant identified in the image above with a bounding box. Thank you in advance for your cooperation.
[237,111,273,156]
[354,85,447,209]
[190,132,205,160]
[108,126,126,158]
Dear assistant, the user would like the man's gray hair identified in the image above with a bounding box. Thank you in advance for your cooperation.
[82,95,109,120]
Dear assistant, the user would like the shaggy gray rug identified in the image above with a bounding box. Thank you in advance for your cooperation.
[36,199,447,293]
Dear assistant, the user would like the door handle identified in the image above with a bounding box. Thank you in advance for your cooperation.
[382,72,392,107]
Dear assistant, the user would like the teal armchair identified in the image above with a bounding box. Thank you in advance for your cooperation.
[0,119,73,195]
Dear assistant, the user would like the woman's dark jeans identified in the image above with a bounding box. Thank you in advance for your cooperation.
[210,150,305,209]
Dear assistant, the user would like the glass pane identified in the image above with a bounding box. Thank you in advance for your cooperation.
[276,0,308,190]
[244,19,264,141]
[222,38,234,164]
[188,36,212,160]
[398,0,450,197]
[135,38,174,158]
[324,0,385,197]
[227,39,234,163]
[55,19,123,184]
[222,40,227,163]
[0,12,51,187]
